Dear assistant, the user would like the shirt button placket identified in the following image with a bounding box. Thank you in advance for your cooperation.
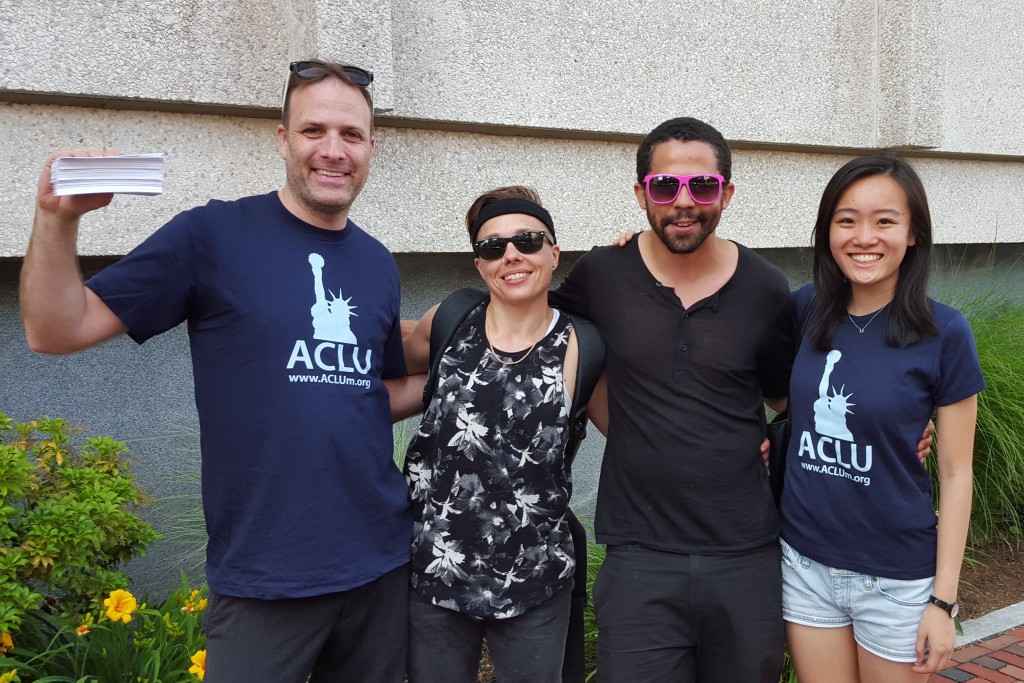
[675,310,690,376]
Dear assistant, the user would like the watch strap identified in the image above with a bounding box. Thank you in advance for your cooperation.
[928,594,959,618]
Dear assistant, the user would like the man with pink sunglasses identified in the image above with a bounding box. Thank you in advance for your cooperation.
[552,117,793,682]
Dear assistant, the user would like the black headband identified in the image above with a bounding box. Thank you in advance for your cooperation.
[470,199,556,243]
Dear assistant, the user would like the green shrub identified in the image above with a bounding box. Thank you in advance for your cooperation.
[0,413,158,640]
[0,580,207,682]
[928,300,1024,544]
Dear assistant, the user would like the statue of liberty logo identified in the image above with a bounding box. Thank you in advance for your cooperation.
[307,253,359,344]
[813,350,855,441]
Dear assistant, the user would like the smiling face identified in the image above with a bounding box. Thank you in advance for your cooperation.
[276,77,374,227]
[633,139,734,254]
[473,213,559,305]
[829,173,915,302]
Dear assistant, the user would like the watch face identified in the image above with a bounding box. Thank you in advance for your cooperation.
[950,602,960,619]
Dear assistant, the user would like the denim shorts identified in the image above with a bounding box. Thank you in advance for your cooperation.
[780,538,933,663]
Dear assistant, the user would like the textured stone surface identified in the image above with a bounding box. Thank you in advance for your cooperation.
[0,0,395,110]
[4,2,1024,153]
[389,0,879,146]
[877,0,943,149]
[3,102,1022,258]
[939,1,1024,155]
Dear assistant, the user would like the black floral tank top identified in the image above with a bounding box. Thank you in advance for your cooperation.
[405,301,575,620]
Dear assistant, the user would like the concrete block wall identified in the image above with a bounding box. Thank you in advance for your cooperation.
[3,0,1024,257]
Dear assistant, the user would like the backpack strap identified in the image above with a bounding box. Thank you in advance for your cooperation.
[421,292,606,468]
[423,288,488,409]
[563,313,606,466]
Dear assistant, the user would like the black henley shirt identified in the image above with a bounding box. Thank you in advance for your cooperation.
[552,239,795,554]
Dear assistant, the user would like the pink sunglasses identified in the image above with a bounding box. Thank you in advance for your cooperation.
[642,173,725,205]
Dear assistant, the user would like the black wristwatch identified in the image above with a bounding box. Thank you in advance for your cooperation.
[928,595,959,618]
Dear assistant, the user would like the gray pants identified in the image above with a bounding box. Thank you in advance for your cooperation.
[595,543,784,683]
[408,586,572,683]
[204,564,408,683]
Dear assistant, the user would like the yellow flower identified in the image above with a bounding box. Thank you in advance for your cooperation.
[0,670,19,683]
[0,631,12,653]
[75,613,94,637]
[189,649,206,680]
[103,589,138,623]
[181,590,208,614]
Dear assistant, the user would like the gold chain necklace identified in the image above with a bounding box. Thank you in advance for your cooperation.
[485,309,552,366]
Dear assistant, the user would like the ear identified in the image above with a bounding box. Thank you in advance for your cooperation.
[276,124,289,161]
[908,226,917,247]
[633,182,648,211]
[720,182,736,211]
[550,244,561,271]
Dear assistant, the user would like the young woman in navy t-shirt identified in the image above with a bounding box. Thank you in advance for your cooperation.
[780,157,984,682]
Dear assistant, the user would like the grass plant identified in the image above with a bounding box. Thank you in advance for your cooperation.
[928,296,1024,544]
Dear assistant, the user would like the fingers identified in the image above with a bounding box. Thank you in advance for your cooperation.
[760,437,770,464]
[911,627,928,671]
[38,148,120,218]
[912,643,950,674]
[610,230,633,247]
[911,619,954,674]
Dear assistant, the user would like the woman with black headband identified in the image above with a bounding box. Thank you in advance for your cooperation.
[401,186,606,683]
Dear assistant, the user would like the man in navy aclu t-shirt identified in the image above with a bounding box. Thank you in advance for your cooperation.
[21,61,421,683]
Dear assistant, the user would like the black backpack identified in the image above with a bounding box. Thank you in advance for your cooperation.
[422,288,605,467]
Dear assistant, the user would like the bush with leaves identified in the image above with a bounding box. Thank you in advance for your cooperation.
[0,582,208,682]
[925,300,1024,544]
[0,412,158,639]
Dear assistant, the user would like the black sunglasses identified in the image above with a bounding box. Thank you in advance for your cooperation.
[289,60,374,87]
[472,231,553,261]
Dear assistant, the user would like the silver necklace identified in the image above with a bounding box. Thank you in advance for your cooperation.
[847,308,884,334]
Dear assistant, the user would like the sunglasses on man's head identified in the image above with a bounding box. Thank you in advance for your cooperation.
[642,173,725,205]
[289,60,374,87]
[473,231,553,261]
[281,61,374,115]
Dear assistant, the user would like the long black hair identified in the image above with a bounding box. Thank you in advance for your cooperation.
[808,156,938,351]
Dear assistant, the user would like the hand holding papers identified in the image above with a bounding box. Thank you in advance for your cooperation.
[50,153,165,196]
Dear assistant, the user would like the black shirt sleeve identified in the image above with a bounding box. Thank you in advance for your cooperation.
[550,250,593,318]
[756,283,797,400]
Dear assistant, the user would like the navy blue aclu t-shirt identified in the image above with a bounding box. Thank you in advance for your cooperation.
[781,284,984,580]
[87,192,411,599]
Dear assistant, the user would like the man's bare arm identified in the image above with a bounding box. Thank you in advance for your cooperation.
[587,373,609,436]
[21,151,126,354]
[384,374,427,422]
[402,304,439,375]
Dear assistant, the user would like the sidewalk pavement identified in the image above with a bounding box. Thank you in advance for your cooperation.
[932,625,1024,682]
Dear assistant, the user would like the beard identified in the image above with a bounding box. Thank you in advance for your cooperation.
[284,164,362,219]
[647,207,720,254]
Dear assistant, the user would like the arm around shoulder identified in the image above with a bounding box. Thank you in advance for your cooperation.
[403,304,438,374]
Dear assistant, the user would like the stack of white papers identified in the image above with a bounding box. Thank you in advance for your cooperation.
[51,153,165,196]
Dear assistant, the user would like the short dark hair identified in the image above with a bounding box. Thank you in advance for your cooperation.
[465,186,546,243]
[807,155,937,351]
[281,61,374,126]
[636,117,732,183]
